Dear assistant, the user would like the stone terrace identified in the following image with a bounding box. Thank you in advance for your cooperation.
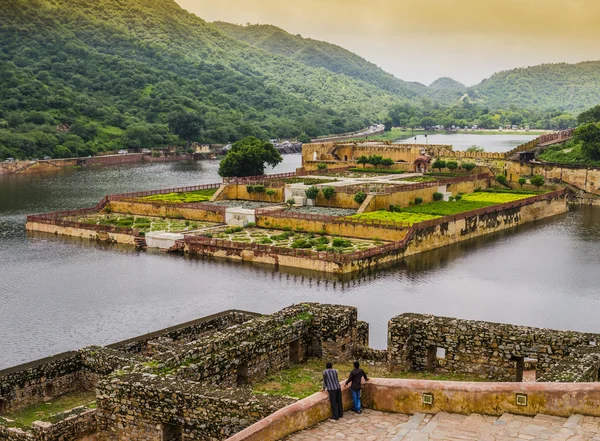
[286,409,600,441]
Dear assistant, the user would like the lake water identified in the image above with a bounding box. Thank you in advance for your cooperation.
[2,147,600,370]
[398,133,537,152]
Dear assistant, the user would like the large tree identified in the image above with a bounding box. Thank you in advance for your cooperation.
[218,137,283,177]
[167,111,204,146]
[573,123,600,160]
[577,105,600,125]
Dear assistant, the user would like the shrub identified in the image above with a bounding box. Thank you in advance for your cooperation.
[332,238,352,248]
[380,157,394,167]
[448,196,456,202]
[271,231,294,241]
[185,220,190,226]
[224,226,244,234]
[254,185,265,193]
[496,174,508,185]
[354,191,367,204]
[433,192,444,201]
[318,229,327,236]
[245,222,256,228]
[475,186,482,192]
[356,155,369,167]
[305,186,319,200]
[432,159,446,171]
[286,198,296,208]
[317,236,330,244]
[186,148,195,154]
[462,162,476,173]
[295,227,305,233]
[414,197,423,205]
[151,150,160,158]
[317,163,328,171]
[322,186,335,200]
[291,239,313,249]
[283,226,292,231]
[454,194,462,201]
[266,189,276,196]
[315,244,328,252]
[530,174,545,189]
[103,206,112,213]
[260,237,273,244]
[518,177,527,188]
[204,233,213,238]
[246,185,254,193]
[446,160,459,171]
[367,155,383,167]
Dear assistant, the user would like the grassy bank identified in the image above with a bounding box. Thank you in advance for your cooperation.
[538,141,600,167]
[141,189,217,203]
[253,358,486,399]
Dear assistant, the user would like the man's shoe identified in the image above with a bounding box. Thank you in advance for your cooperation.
[358,410,362,414]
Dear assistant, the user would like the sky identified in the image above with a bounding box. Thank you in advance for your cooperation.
[175,0,600,86]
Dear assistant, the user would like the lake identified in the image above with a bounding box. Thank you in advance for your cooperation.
[1,147,600,370]
[398,133,537,152]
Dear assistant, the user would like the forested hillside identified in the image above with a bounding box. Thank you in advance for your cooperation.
[214,22,427,100]
[0,0,396,159]
[471,62,600,111]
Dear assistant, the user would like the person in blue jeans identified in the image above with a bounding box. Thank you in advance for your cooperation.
[345,361,369,413]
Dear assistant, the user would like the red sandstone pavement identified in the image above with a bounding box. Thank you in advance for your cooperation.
[285,409,600,440]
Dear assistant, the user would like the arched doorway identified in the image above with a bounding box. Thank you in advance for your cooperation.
[414,156,431,173]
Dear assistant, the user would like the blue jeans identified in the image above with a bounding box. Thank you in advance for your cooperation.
[351,389,362,412]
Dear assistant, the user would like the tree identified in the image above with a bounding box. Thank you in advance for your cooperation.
[573,123,600,160]
[305,186,319,200]
[496,174,508,186]
[383,117,393,132]
[446,160,458,171]
[577,105,600,125]
[354,191,366,204]
[530,174,545,189]
[298,133,311,143]
[518,177,527,188]
[322,187,335,200]
[218,137,283,177]
[367,155,383,167]
[466,145,484,153]
[167,111,204,146]
[356,155,369,168]
[380,158,394,167]
[462,162,476,173]
[432,159,446,172]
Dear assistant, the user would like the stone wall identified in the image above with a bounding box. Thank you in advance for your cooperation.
[388,313,600,381]
[538,345,600,382]
[107,201,225,223]
[24,222,137,246]
[0,352,92,414]
[221,185,284,203]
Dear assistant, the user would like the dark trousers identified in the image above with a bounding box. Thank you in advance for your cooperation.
[328,388,343,419]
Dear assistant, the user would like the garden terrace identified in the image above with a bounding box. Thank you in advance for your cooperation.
[62,213,218,234]
[197,226,386,254]
[139,188,217,203]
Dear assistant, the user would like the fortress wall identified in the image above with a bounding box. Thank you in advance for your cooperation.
[107,200,225,223]
[403,194,567,258]
[256,214,410,241]
[24,221,137,245]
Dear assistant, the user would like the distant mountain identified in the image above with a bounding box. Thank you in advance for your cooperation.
[214,22,427,99]
[427,77,467,104]
[429,77,466,90]
[470,62,600,111]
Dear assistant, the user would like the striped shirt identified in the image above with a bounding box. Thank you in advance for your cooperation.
[323,368,341,391]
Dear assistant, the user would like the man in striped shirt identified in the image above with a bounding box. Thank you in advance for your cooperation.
[322,362,343,420]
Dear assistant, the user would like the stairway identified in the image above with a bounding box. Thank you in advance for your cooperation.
[134,236,147,249]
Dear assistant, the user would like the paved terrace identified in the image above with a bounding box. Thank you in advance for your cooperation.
[286,409,600,441]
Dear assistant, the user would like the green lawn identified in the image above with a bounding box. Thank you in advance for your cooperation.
[348,168,406,174]
[253,358,486,400]
[2,391,96,428]
[349,210,440,225]
[141,189,217,203]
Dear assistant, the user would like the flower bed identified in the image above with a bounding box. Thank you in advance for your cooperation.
[461,191,539,204]
[140,189,217,203]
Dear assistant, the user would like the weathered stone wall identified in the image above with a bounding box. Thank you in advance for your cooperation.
[388,313,600,381]
[538,345,600,382]
[404,194,568,257]
[24,222,137,246]
[95,374,293,441]
[256,214,410,241]
[107,311,257,355]
[107,201,225,223]
[0,352,92,414]
[221,185,284,203]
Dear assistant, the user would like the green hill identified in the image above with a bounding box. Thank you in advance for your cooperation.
[427,77,467,104]
[0,0,398,159]
[470,62,600,111]
[214,22,427,100]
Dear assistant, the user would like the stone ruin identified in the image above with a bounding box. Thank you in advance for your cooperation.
[2,305,600,441]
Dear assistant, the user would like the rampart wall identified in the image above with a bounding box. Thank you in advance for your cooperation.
[107,200,225,223]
